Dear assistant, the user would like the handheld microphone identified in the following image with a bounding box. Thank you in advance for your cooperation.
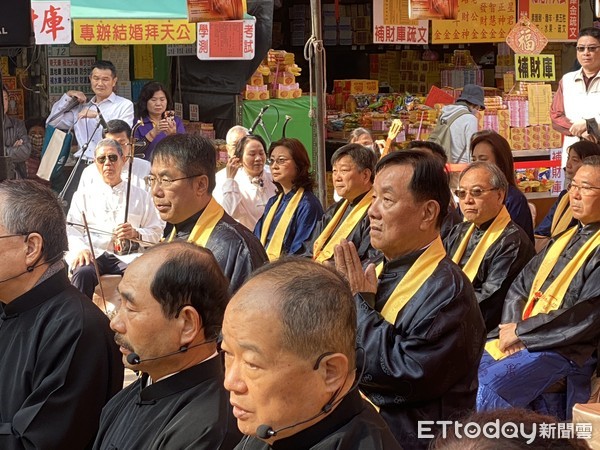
[248,105,270,135]
[126,337,218,365]
[95,105,109,134]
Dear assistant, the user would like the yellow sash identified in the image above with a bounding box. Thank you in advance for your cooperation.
[375,237,446,324]
[451,207,511,282]
[550,194,573,238]
[260,188,305,261]
[485,226,600,360]
[313,189,373,263]
[167,197,224,247]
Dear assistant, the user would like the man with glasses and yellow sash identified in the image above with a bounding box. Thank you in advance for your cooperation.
[149,134,267,293]
[301,144,379,264]
[478,155,600,420]
[335,151,486,449]
[444,162,535,332]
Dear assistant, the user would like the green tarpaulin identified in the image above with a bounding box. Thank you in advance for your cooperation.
[33,0,188,19]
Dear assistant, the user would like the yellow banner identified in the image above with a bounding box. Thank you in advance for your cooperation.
[432,0,516,44]
[74,19,196,45]
[518,0,579,42]
[515,54,556,81]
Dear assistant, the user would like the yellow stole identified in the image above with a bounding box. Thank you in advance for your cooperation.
[313,189,373,263]
[550,194,573,237]
[451,207,511,282]
[167,197,224,247]
[485,225,600,360]
[375,237,446,324]
[260,188,305,261]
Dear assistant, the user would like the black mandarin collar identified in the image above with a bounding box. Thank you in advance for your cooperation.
[348,190,369,207]
[475,215,497,232]
[578,222,600,236]
[268,389,365,450]
[0,269,70,319]
[137,355,222,404]
[380,246,428,279]
[164,207,206,239]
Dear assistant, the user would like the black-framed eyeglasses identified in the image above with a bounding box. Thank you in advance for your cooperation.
[454,187,499,199]
[144,174,203,189]
[95,154,120,164]
[267,156,291,166]
[0,233,30,241]
[576,45,600,53]
[567,182,600,196]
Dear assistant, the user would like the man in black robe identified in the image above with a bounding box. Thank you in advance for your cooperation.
[335,151,486,449]
[149,134,268,293]
[478,156,600,420]
[301,143,380,264]
[94,241,241,449]
[221,258,402,449]
[0,180,123,450]
[444,162,535,331]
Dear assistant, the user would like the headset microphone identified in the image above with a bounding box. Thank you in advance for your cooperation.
[126,338,218,365]
[255,395,336,439]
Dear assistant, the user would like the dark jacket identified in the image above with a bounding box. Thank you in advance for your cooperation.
[3,115,31,179]
[356,252,486,449]
[497,222,600,367]
[444,218,535,331]
[299,191,380,263]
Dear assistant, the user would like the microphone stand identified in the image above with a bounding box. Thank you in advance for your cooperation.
[82,211,108,315]
[58,116,103,209]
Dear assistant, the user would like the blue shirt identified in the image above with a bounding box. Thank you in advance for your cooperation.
[254,188,324,255]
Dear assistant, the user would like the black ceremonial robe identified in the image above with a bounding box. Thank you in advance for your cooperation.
[94,356,241,450]
[166,207,268,293]
[234,390,402,450]
[0,267,123,450]
[495,222,600,366]
[356,251,486,450]
[444,218,535,331]
[299,191,381,263]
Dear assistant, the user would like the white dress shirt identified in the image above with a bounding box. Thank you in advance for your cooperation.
[78,157,150,191]
[47,92,134,160]
[213,165,276,230]
[66,181,164,265]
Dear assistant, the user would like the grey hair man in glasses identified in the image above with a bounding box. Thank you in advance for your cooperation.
[66,138,163,299]
[443,162,535,332]
[149,133,267,294]
[477,155,600,420]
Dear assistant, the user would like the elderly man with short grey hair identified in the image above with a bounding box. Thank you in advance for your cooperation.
[444,162,535,332]
[66,138,163,299]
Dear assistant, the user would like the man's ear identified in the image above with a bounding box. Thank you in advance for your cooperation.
[420,199,440,231]
[194,175,209,197]
[177,305,202,346]
[24,232,44,268]
[318,353,350,395]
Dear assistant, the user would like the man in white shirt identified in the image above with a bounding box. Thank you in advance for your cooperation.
[66,138,163,299]
[214,135,276,230]
[78,119,150,191]
[47,60,134,206]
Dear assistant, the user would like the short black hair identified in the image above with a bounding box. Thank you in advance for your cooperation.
[146,242,230,339]
[408,140,448,164]
[151,134,217,194]
[579,27,600,42]
[105,119,132,138]
[91,60,117,78]
[136,81,173,119]
[376,150,450,228]
[331,143,376,182]
[235,135,267,159]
